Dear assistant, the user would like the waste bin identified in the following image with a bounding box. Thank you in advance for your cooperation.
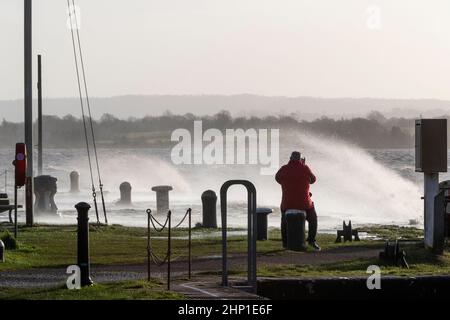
[286,209,306,251]
[256,208,273,240]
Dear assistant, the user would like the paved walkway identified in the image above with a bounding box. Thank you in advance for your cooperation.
[173,279,264,300]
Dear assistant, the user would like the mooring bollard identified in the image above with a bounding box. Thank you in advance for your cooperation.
[286,209,307,251]
[34,175,58,214]
[201,190,217,228]
[70,171,80,193]
[151,185,173,213]
[256,208,273,241]
[335,221,360,243]
[379,240,409,268]
[75,202,93,286]
[0,240,5,263]
[118,182,132,205]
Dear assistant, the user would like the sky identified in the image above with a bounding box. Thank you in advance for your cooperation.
[1,0,450,101]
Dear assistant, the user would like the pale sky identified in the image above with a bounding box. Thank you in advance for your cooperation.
[1,0,450,100]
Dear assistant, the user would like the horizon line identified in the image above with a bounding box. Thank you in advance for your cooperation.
[1,94,450,103]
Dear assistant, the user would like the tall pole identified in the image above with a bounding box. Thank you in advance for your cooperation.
[37,55,43,176]
[424,173,440,250]
[24,0,34,226]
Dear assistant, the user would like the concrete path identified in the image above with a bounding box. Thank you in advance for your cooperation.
[173,279,264,300]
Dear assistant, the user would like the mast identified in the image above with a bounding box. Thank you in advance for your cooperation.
[24,0,34,226]
[37,55,43,176]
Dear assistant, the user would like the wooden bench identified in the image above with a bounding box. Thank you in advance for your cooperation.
[0,205,23,224]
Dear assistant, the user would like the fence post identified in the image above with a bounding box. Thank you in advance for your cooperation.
[146,209,151,281]
[14,185,18,239]
[188,208,192,279]
[167,210,172,291]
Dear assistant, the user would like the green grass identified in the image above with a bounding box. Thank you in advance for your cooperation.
[226,242,450,278]
[0,223,396,271]
[358,225,423,240]
[0,280,183,300]
[0,224,285,271]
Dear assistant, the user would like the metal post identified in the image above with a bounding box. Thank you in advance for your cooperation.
[188,208,192,279]
[76,202,93,286]
[14,185,18,239]
[424,173,440,249]
[247,191,252,285]
[251,192,257,292]
[167,210,172,291]
[24,0,34,227]
[147,209,151,281]
[221,191,228,287]
[37,55,43,176]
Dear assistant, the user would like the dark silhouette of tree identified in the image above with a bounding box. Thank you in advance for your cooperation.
[0,111,416,149]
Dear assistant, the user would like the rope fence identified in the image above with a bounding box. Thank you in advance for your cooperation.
[146,208,192,290]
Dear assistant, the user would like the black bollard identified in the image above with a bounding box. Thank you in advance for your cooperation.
[70,171,80,193]
[119,182,132,205]
[335,221,360,243]
[75,202,93,286]
[151,185,173,214]
[201,190,217,228]
[34,175,58,214]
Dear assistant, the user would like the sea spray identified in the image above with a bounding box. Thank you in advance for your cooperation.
[282,132,423,225]
[10,137,423,228]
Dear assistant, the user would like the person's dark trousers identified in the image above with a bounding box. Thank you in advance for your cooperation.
[281,205,318,247]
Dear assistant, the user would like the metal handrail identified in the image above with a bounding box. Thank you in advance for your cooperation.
[220,180,257,294]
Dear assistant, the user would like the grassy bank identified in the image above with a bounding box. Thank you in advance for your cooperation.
[257,245,450,277]
[3,223,448,300]
[0,223,424,272]
[0,224,287,271]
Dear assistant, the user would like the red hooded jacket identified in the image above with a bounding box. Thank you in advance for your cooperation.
[275,160,316,211]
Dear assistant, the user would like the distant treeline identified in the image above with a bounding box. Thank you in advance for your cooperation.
[0,110,419,149]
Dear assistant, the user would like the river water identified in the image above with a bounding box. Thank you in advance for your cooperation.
[0,134,442,231]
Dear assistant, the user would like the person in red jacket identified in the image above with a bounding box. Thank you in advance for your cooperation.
[275,151,320,250]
